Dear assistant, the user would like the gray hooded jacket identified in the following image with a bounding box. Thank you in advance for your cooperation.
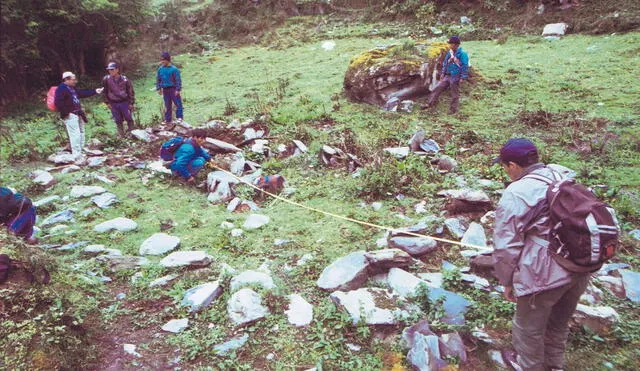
[493,163,574,297]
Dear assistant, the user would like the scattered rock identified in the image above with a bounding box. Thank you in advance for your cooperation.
[470,254,494,273]
[317,251,369,291]
[364,249,413,271]
[214,334,249,356]
[61,164,81,174]
[417,273,444,289]
[130,129,155,142]
[96,255,149,271]
[207,171,239,204]
[619,270,640,303]
[160,251,212,268]
[471,328,495,345]
[227,288,269,326]
[286,294,314,327]
[203,138,241,153]
[182,281,223,312]
[71,185,107,198]
[461,273,491,291]
[488,350,507,368]
[220,221,235,230]
[91,192,119,209]
[407,333,446,371]
[58,241,90,251]
[149,273,180,288]
[384,147,410,159]
[230,270,276,292]
[399,100,414,113]
[542,22,569,36]
[243,214,270,229]
[231,228,244,237]
[94,217,138,233]
[595,276,625,298]
[123,344,142,358]
[435,155,457,172]
[480,211,495,226]
[147,160,172,174]
[83,245,122,256]
[438,189,493,213]
[87,157,107,167]
[321,40,336,51]
[30,170,55,187]
[440,332,467,363]
[139,233,181,256]
[48,152,76,164]
[388,236,437,256]
[597,263,631,276]
[573,305,620,335]
[329,287,407,325]
[162,318,189,333]
[461,222,487,249]
[33,195,61,208]
[444,218,466,239]
[293,140,308,154]
[41,209,74,227]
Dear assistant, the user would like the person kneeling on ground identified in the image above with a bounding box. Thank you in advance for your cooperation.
[169,129,215,185]
[1,187,38,245]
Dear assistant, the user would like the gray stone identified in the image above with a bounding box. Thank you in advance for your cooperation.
[461,222,487,249]
[542,23,568,36]
[597,263,632,276]
[317,251,370,291]
[471,329,495,345]
[440,332,467,363]
[444,218,466,239]
[33,195,61,208]
[595,276,625,298]
[470,254,494,272]
[230,270,275,292]
[437,155,457,172]
[251,139,269,153]
[286,294,313,327]
[371,202,383,211]
[243,128,257,140]
[182,281,223,312]
[204,138,241,153]
[83,245,122,256]
[364,249,413,271]
[162,318,189,333]
[139,233,181,256]
[243,214,270,229]
[31,170,55,187]
[488,350,507,368]
[293,140,308,153]
[123,344,142,358]
[214,334,249,356]
[41,209,75,227]
[227,288,269,326]
[149,273,180,288]
[60,165,81,174]
[93,174,114,185]
[220,221,235,230]
[70,185,107,198]
[96,255,149,271]
[94,217,137,233]
[87,157,106,167]
[388,236,437,256]
[416,273,443,289]
[329,287,406,325]
[384,147,410,159]
[619,270,640,303]
[399,100,414,113]
[48,152,76,164]
[147,160,172,174]
[629,229,640,240]
[58,241,90,251]
[131,129,154,142]
[91,192,118,209]
[573,305,620,335]
[480,211,496,226]
[160,251,212,268]
[231,228,244,237]
[407,333,445,371]
[401,320,436,350]
[438,189,491,203]
[461,273,491,291]
[207,171,239,204]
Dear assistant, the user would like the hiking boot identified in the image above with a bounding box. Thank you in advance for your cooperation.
[501,349,523,371]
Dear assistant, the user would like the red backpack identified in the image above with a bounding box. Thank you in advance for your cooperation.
[525,173,620,272]
[46,86,58,112]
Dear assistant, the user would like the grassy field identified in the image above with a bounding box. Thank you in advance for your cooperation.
[1,29,639,370]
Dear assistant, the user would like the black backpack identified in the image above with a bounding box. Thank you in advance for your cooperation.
[525,173,620,273]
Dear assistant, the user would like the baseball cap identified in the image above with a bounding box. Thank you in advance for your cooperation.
[106,62,119,70]
[160,52,171,61]
[448,36,461,44]
[62,71,75,80]
[492,138,538,164]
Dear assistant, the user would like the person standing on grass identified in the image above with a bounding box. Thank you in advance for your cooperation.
[1,187,37,245]
[492,138,589,371]
[54,72,104,164]
[156,52,183,125]
[168,129,214,185]
[423,35,469,114]
[102,62,136,137]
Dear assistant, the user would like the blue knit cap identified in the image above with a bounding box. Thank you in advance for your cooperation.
[493,138,538,164]
[160,52,171,61]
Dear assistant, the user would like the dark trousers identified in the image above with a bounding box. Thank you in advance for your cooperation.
[427,75,460,113]
[5,206,36,238]
[162,87,183,123]
[109,101,134,136]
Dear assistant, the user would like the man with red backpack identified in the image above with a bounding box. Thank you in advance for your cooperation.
[492,138,618,371]
[165,129,215,185]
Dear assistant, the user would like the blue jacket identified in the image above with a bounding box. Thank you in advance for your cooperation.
[170,139,211,178]
[0,187,32,223]
[440,47,469,80]
[54,83,97,119]
[156,64,182,91]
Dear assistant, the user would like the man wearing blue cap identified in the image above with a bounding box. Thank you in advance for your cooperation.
[102,62,136,137]
[156,52,184,125]
[424,35,469,114]
[492,138,590,371]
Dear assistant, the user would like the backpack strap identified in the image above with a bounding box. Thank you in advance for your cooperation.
[523,173,554,185]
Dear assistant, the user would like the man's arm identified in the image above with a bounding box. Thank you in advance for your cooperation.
[493,191,528,287]
[127,78,135,105]
[102,77,110,104]
[459,51,469,80]
[174,68,182,92]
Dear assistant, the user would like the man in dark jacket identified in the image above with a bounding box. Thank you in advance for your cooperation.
[156,52,184,125]
[493,138,589,371]
[424,35,469,114]
[53,71,103,164]
[169,129,214,184]
[1,187,37,244]
[102,62,136,137]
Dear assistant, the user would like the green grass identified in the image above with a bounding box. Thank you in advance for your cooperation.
[1,29,640,369]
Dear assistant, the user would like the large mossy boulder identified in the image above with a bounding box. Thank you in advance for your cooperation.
[344,41,450,107]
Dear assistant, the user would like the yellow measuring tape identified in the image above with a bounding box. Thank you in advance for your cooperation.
[210,164,493,252]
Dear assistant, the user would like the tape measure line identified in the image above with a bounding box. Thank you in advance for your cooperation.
[210,165,492,252]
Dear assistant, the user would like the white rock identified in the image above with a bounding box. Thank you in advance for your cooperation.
[220,221,235,229]
[286,294,313,327]
[243,214,270,229]
[204,138,241,153]
[231,228,244,237]
[93,217,137,233]
[139,233,181,255]
[488,350,506,368]
[60,165,81,174]
[93,174,115,184]
[444,218,466,239]
[461,222,487,249]
[573,305,620,334]
[33,195,61,208]
[317,251,369,291]
[71,185,107,198]
[293,140,308,153]
[147,160,172,174]
[31,170,55,186]
[162,318,189,333]
[329,287,406,325]
[321,40,336,51]
[123,344,141,357]
[131,129,154,142]
[227,288,269,326]
[542,23,568,36]
[149,274,180,288]
[230,270,276,291]
[160,251,212,268]
[182,281,223,312]
[417,273,444,289]
[384,147,410,159]
[48,152,76,164]
[82,245,122,256]
[91,192,118,208]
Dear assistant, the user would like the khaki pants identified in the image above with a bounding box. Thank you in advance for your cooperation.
[513,274,590,370]
[63,113,85,159]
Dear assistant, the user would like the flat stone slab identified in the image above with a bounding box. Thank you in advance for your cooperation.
[573,304,620,335]
[619,270,640,303]
[91,192,119,209]
[139,233,181,256]
[41,209,74,227]
[243,214,270,229]
[364,249,413,271]
[204,138,242,153]
[182,281,223,312]
[461,222,487,249]
[94,217,138,233]
[542,22,568,36]
[160,251,212,268]
[286,294,313,327]
[83,245,122,256]
[388,236,437,256]
[230,270,275,292]
[444,218,466,239]
[48,152,76,164]
[214,334,249,356]
[161,318,189,333]
[317,251,370,291]
[149,273,180,288]
[96,255,149,271]
[70,185,107,198]
[33,195,61,208]
[329,287,407,325]
[227,288,269,326]
[31,170,55,186]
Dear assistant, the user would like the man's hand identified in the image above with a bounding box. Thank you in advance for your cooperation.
[105,103,111,109]
[175,90,181,97]
[157,89,162,95]
[96,87,104,94]
[186,176,195,184]
[503,285,516,303]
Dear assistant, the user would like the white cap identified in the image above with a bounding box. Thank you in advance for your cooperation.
[62,71,75,80]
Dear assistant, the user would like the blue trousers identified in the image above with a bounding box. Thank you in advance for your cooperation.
[109,101,134,135]
[5,206,36,238]
[172,157,206,179]
[162,87,183,123]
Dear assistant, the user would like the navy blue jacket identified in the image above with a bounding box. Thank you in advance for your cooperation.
[54,83,97,119]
